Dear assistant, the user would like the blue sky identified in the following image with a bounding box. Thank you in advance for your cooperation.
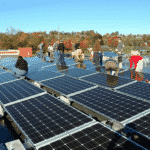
[0,0,150,35]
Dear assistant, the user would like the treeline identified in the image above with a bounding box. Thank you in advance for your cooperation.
[0,28,150,54]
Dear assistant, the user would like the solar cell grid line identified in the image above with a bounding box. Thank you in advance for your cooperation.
[61,67,96,78]
[40,75,95,95]
[41,63,57,69]
[116,81,150,102]
[26,70,62,81]
[5,93,94,146]
[39,74,65,82]
[37,122,147,150]
[14,79,44,94]
[0,69,6,74]
[121,108,150,126]
[79,72,137,89]
[0,72,18,84]
[4,91,47,107]
[66,85,98,97]
[0,79,44,105]
[114,90,150,107]
[124,112,150,140]
[79,71,99,79]
[69,86,150,123]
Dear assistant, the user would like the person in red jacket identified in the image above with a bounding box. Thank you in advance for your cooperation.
[128,50,143,71]
[130,55,143,70]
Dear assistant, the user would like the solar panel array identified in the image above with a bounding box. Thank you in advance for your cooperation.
[80,72,135,88]
[116,81,150,101]
[0,72,17,84]
[5,94,93,144]
[1,56,149,150]
[26,69,62,81]
[62,67,95,78]
[126,113,150,139]
[41,75,95,95]
[0,79,44,105]
[69,86,150,122]
[39,123,146,150]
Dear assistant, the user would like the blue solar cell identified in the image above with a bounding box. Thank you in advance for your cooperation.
[70,86,150,122]
[80,72,134,88]
[0,72,17,83]
[132,114,150,138]
[26,69,62,81]
[41,75,95,95]
[5,94,93,144]
[116,81,150,101]
[61,67,95,78]
[0,80,44,105]
[0,68,6,74]
[39,123,146,150]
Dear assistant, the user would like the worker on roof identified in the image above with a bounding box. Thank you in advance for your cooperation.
[11,56,28,78]
[104,60,120,76]
[127,49,143,72]
[38,41,45,62]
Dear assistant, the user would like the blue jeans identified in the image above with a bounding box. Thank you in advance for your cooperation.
[54,51,59,62]
[59,52,64,62]
[59,52,66,65]
[12,67,27,77]
[40,49,43,58]
[37,52,40,58]
[93,52,103,66]
[99,52,103,65]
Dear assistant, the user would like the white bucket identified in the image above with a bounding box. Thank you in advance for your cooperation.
[135,59,144,72]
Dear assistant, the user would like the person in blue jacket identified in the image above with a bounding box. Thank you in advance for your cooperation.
[38,41,45,62]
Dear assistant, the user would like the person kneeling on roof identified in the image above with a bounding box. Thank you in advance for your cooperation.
[72,43,84,62]
[104,60,120,76]
[12,56,28,77]
[73,49,85,62]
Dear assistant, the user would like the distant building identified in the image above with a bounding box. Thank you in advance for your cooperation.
[136,37,142,39]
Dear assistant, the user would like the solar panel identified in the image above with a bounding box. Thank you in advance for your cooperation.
[0,72,17,84]
[119,70,150,82]
[69,86,150,122]
[38,122,147,150]
[81,60,95,69]
[62,67,95,78]
[125,113,150,139]
[26,69,62,81]
[41,64,75,73]
[80,72,135,88]
[41,75,95,95]
[0,79,44,105]
[5,94,93,145]
[116,81,150,101]
[62,59,78,66]
[0,68,6,74]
